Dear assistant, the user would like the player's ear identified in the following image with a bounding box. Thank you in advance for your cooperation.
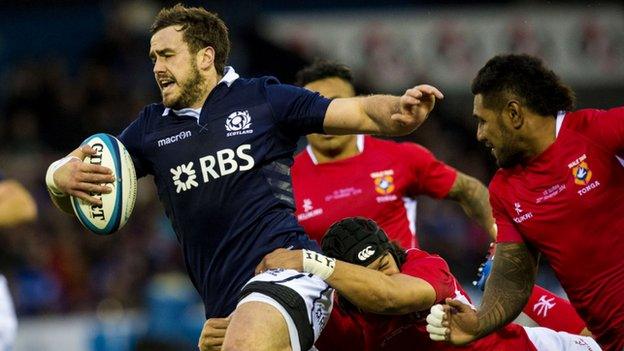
[197,46,215,71]
[506,100,523,129]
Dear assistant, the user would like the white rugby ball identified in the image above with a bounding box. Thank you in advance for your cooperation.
[71,133,137,235]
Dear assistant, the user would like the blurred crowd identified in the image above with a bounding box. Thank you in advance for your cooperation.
[0,15,188,315]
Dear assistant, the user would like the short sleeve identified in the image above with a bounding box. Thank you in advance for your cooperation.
[266,83,331,136]
[523,285,586,334]
[401,250,457,304]
[489,182,523,243]
[117,110,149,178]
[403,143,457,199]
[583,107,624,156]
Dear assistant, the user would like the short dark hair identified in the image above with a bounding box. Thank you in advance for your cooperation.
[295,59,353,87]
[151,4,230,74]
[471,54,575,117]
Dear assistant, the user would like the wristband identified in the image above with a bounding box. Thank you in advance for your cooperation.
[46,156,81,196]
[302,249,336,280]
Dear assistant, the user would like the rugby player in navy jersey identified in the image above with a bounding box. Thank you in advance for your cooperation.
[44,4,443,351]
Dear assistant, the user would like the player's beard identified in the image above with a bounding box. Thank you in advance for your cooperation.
[166,63,206,110]
[494,120,524,169]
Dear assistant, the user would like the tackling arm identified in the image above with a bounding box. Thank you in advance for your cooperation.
[446,172,497,240]
[427,242,538,344]
[476,242,538,337]
[326,260,436,315]
[323,85,443,136]
[256,249,437,315]
[0,180,37,227]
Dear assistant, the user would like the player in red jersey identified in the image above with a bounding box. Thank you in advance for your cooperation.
[292,60,496,248]
[294,60,590,336]
[427,54,624,351]
[257,217,600,351]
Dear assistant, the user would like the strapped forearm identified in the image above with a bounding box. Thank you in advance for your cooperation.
[447,172,496,240]
[475,242,537,338]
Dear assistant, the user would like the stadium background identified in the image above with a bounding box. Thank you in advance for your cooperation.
[0,1,622,350]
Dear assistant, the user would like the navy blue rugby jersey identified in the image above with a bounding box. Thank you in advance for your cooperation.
[118,68,331,317]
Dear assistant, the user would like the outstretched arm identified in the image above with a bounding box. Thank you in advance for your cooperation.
[323,85,444,136]
[256,249,436,315]
[446,172,496,240]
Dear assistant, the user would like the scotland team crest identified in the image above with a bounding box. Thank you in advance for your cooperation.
[572,161,592,186]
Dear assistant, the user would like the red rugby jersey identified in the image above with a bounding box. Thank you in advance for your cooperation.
[292,135,457,248]
[315,249,535,351]
[490,108,624,351]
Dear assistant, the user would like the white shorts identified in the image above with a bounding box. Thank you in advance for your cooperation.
[524,326,602,351]
[0,275,17,351]
[237,269,333,351]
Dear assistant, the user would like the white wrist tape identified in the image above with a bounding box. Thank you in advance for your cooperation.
[45,156,81,196]
[302,249,336,280]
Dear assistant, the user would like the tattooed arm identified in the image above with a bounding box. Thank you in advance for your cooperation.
[427,242,538,344]
[446,172,496,240]
[475,242,538,335]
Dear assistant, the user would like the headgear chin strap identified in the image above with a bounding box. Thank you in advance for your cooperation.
[321,217,405,267]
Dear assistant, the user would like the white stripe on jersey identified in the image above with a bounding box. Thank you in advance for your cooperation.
[402,197,417,248]
[356,134,364,152]
[555,110,566,137]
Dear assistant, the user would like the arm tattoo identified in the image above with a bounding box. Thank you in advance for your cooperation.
[475,242,537,337]
[447,172,495,239]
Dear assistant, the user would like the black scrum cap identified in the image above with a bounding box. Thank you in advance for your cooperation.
[321,217,400,267]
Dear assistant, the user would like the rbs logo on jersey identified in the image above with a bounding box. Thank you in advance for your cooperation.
[170,144,255,193]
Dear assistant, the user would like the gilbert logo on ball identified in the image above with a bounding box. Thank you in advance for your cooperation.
[71,133,137,235]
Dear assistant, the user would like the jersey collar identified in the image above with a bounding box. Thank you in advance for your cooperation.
[555,110,566,137]
[307,134,365,165]
[162,66,240,119]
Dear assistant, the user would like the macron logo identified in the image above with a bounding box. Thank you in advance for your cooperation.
[158,130,192,147]
[357,246,375,261]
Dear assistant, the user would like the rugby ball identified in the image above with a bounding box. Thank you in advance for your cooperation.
[71,133,137,235]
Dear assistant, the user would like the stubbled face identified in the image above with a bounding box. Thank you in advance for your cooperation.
[366,252,400,275]
[150,25,205,109]
[305,77,357,155]
[473,94,523,168]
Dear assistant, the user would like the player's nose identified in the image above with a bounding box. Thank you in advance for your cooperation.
[153,57,166,74]
[476,124,485,142]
